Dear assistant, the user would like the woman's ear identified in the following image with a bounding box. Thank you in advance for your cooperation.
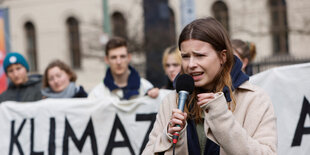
[242,58,249,71]
[220,50,227,64]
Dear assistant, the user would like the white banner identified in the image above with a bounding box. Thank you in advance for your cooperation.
[3,62,310,155]
[0,89,172,155]
[250,63,310,155]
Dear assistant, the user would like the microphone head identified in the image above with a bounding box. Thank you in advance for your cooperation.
[175,74,194,94]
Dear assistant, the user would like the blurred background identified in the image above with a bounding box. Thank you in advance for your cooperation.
[0,0,309,93]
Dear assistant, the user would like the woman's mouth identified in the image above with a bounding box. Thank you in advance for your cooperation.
[190,72,203,81]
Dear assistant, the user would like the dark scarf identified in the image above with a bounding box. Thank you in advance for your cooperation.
[163,77,174,90]
[187,119,219,155]
[222,56,249,102]
[103,65,141,100]
[187,56,249,154]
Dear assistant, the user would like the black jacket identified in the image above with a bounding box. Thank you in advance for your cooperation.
[73,86,88,98]
[0,74,43,103]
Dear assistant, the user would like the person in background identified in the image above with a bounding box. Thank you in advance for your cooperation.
[161,46,182,90]
[143,17,276,154]
[231,39,256,76]
[88,36,158,101]
[142,45,182,97]
[41,59,87,98]
[0,52,42,102]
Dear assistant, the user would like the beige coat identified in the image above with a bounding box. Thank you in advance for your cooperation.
[142,81,277,155]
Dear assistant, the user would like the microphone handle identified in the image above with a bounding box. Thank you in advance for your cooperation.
[173,91,189,144]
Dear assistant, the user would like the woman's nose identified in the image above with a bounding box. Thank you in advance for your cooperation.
[168,66,174,72]
[53,78,60,84]
[188,57,196,68]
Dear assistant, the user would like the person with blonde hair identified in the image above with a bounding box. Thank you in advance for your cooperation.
[41,59,87,98]
[162,46,182,89]
[143,17,276,155]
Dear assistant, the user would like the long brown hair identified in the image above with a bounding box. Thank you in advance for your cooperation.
[178,17,235,122]
[231,39,256,62]
[42,59,77,88]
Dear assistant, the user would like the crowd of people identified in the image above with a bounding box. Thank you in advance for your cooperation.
[0,36,257,104]
[0,37,160,103]
[0,16,276,155]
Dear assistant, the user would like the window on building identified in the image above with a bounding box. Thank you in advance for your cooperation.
[66,17,81,69]
[212,1,230,33]
[168,7,176,45]
[24,22,37,72]
[269,0,289,55]
[111,12,127,39]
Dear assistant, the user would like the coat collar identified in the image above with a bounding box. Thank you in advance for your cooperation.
[223,56,249,102]
[237,81,256,92]
[104,65,141,99]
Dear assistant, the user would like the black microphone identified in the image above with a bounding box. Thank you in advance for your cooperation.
[172,74,194,144]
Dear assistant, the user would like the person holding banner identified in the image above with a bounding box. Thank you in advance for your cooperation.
[0,52,42,102]
[231,39,256,76]
[161,45,182,90]
[41,59,87,98]
[143,46,182,99]
[88,36,158,101]
[143,17,277,155]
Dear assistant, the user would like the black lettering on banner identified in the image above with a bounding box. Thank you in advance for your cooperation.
[105,114,135,155]
[136,113,157,154]
[30,118,44,155]
[9,119,26,155]
[48,117,56,155]
[62,117,98,155]
[291,97,310,146]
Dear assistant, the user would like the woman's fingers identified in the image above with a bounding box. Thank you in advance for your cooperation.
[167,109,188,134]
[172,110,185,120]
[197,93,215,100]
[171,118,184,126]
[168,126,183,134]
[197,93,215,106]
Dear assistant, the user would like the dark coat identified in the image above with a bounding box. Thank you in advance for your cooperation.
[73,86,88,98]
[0,74,43,103]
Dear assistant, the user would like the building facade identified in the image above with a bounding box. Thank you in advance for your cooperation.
[1,0,310,90]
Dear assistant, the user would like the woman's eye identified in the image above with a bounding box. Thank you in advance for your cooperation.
[181,55,189,58]
[196,53,205,57]
[173,64,180,67]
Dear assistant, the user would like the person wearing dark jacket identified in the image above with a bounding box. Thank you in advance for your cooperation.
[0,52,43,102]
[41,59,87,98]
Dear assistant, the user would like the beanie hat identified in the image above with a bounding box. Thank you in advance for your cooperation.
[3,52,30,73]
